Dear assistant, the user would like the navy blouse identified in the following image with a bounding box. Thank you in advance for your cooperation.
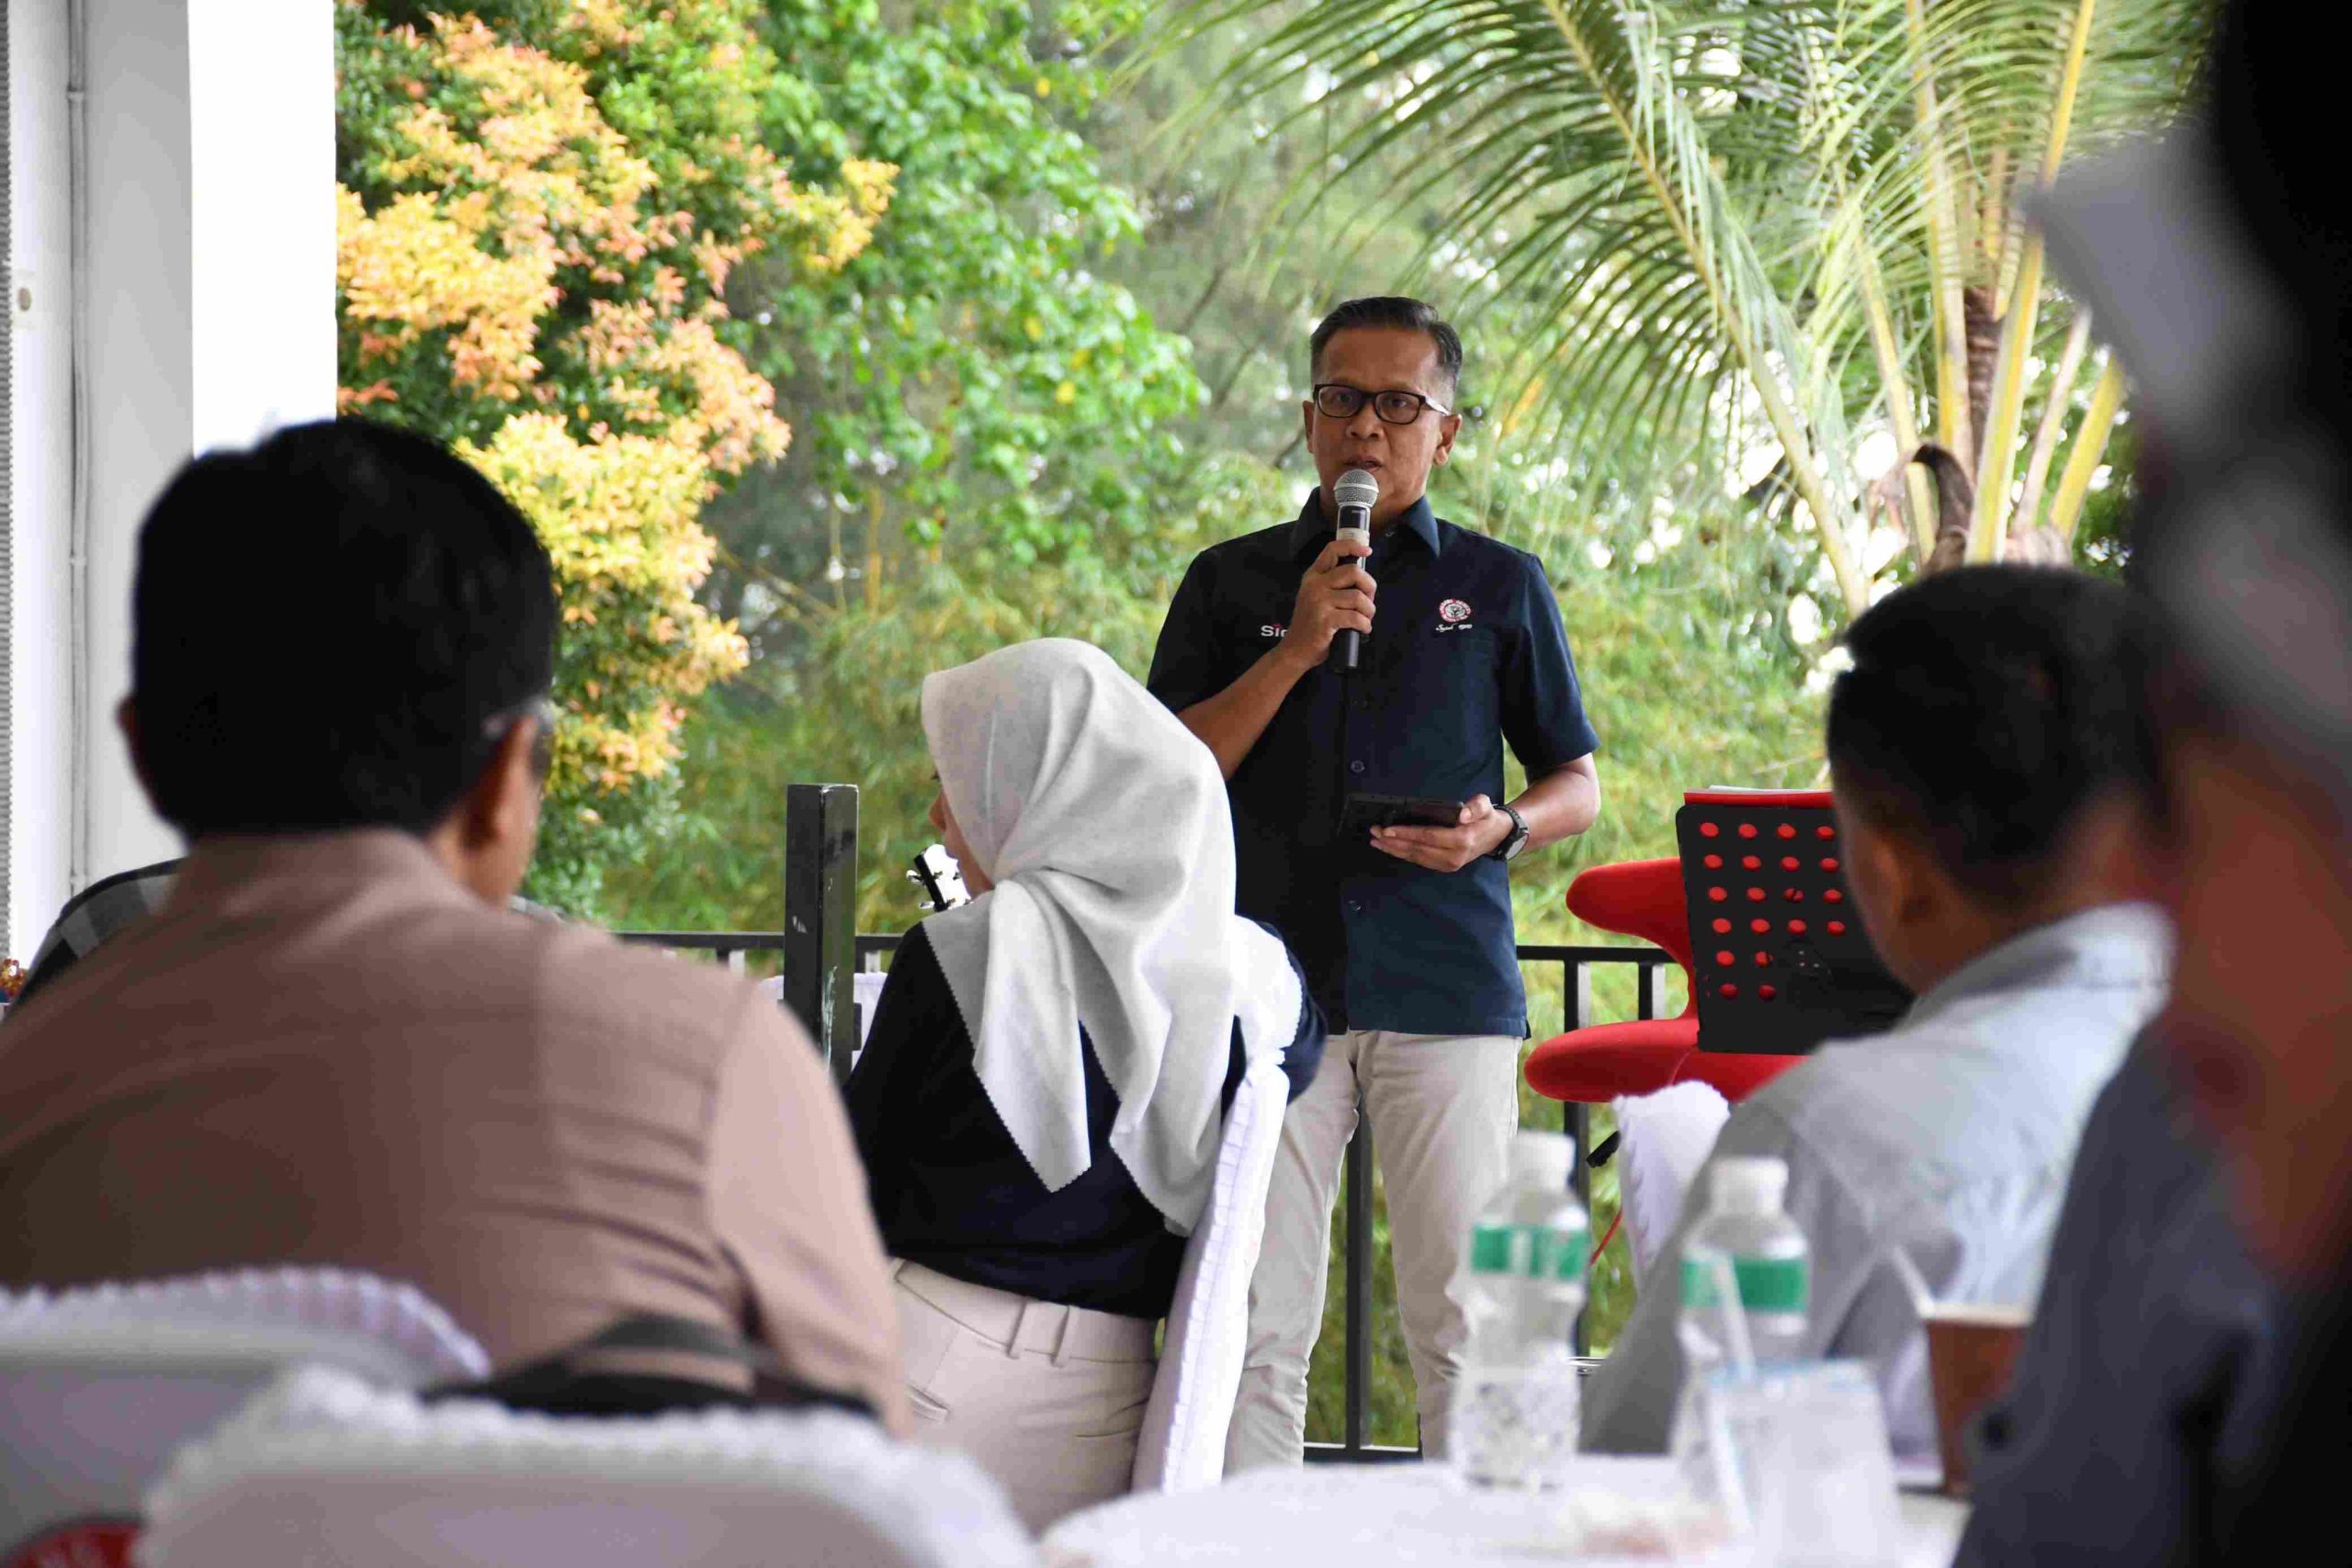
[847,921,1325,1320]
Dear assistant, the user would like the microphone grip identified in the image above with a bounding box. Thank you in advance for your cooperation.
[1327,519,1372,674]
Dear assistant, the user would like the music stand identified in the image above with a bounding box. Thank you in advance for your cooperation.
[1675,789,1911,1055]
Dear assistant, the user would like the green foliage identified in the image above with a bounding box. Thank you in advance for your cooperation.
[610,546,1197,932]
[335,0,897,916]
[703,0,1262,640]
[616,490,1825,933]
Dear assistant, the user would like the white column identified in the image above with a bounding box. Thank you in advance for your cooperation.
[7,0,334,956]
[9,0,76,963]
[74,0,201,893]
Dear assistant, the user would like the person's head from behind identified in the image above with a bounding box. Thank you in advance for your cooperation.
[1824,566,2151,995]
[122,419,559,904]
[1303,296,1464,528]
[920,638,1229,908]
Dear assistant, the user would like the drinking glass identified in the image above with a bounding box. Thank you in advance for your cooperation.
[1698,1361,1904,1568]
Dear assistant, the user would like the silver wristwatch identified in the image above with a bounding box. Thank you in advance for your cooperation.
[1489,802,1530,863]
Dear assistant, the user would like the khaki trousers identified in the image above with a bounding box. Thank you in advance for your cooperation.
[891,1261,1157,1531]
[1224,1029,1522,1470]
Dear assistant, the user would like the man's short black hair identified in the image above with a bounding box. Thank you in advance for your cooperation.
[131,418,558,839]
[1826,566,2143,908]
[1309,297,1463,394]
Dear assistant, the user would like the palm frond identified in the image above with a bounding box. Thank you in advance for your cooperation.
[2049,352,2125,539]
[1178,0,2208,592]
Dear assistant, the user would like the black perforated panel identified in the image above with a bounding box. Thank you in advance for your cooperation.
[1677,798,1911,1055]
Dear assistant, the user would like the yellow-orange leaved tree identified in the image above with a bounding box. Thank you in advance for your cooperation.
[335,1,893,908]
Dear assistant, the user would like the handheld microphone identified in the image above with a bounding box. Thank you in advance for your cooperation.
[1328,468,1378,673]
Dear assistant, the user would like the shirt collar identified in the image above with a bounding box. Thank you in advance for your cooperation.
[165,828,479,916]
[1290,490,1443,560]
[1901,901,2175,1032]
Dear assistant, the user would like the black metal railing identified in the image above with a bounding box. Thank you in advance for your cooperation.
[621,931,785,970]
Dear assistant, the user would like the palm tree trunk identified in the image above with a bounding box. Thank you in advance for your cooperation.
[1963,285,2001,468]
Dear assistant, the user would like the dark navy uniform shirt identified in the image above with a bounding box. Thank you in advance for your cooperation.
[1147,492,1599,1037]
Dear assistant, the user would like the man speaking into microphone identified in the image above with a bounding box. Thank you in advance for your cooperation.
[1147,296,1601,1466]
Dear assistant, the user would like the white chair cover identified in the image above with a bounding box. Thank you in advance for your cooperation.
[138,1365,1037,1568]
[1129,1042,1291,1493]
[0,1269,486,1566]
[1612,1084,1732,1280]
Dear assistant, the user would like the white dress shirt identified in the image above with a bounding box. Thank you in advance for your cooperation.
[1582,902,2173,1458]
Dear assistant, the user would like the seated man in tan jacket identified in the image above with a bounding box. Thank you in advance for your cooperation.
[0,419,907,1431]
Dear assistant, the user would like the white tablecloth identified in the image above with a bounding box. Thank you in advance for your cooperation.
[1043,1461,1966,1568]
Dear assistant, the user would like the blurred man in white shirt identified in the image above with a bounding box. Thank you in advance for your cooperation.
[1584,566,2167,1460]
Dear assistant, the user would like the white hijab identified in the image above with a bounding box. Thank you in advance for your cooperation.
[920,638,1301,1235]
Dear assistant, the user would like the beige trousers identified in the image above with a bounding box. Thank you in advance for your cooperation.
[891,1261,1157,1531]
[1224,1029,1522,1469]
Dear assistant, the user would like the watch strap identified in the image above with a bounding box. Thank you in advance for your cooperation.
[1490,802,1529,862]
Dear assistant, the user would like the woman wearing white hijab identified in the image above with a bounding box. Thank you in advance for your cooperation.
[848,638,1324,1529]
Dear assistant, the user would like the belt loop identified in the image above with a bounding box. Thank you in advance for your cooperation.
[1005,1299,1027,1359]
[1049,1307,1076,1369]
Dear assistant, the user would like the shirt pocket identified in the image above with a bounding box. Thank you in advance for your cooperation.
[1412,624,1501,734]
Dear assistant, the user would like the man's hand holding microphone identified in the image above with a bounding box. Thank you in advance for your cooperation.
[1278,536,1376,675]
[1278,467,1382,676]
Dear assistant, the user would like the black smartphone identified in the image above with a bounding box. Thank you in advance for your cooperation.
[1340,793,1467,835]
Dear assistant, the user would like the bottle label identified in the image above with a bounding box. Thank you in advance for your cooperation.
[1469,1222,1589,1282]
[1681,1255,1809,1314]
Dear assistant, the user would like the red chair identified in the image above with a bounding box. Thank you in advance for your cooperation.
[1522,858,1801,1107]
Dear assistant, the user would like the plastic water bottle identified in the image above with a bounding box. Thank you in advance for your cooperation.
[1453,1130,1589,1487]
[1673,1156,1811,1494]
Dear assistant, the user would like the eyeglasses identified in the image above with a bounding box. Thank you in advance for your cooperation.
[1312,383,1454,425]
[483,694,560,781]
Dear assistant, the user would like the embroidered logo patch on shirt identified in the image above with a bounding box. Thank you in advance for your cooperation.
[1439,598,1472,624]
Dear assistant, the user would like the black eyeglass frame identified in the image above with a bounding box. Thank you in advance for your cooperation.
[1311,382,1456,425]
[483,694,560,781]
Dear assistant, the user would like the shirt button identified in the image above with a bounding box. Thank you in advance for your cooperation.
[1349,760,1366,774]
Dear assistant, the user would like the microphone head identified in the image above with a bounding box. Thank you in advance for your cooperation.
[1335,469,1380,512]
